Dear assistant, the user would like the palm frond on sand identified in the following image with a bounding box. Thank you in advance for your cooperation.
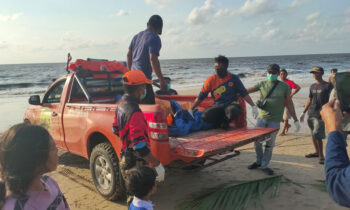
[178,175,282,210]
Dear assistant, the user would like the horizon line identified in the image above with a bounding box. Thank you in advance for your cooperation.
[1,52,349,66]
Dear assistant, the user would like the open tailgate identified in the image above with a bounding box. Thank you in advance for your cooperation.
[170,127,277,158]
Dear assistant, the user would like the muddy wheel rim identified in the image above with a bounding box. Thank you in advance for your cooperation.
[94,155,112,190]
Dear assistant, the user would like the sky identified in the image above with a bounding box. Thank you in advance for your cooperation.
[0,0,349,64]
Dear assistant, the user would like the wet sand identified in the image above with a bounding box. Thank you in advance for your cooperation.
[46,88,348,210]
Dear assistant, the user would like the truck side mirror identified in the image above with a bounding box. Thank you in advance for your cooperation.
[29,95,41,105]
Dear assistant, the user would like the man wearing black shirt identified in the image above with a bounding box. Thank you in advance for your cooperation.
[300,67,333,164]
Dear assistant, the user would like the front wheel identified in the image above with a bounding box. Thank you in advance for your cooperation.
[90,143,125,201]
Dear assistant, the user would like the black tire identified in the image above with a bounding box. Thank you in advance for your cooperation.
[90,143,125,201]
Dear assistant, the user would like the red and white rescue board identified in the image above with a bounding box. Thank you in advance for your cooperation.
[170,127,277,158]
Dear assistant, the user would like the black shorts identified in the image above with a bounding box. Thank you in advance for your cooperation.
[201,104,241,125]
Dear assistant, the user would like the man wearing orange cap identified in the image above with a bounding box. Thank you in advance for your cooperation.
[112,70,165,203]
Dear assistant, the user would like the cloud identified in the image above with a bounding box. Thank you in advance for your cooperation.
[248,20,279,41]
[292,12,349,43]
[0,13,23,22]
[187,0,216,25]
[0,41,8,49]
[60,31,120,50]
[186,0,276,25]
[346,8,350,24]
[114,10,130,17]
[236,0,276,17]
[295,20,326,43]
[262,28,279,40]
[186,0,233,25]
[62,31,80,42]
[165,28,182,36]
[327,26,350,40]
[289,0,311,9]
[265,19,274,26]
[213,9,233,19]
[306,12,320,21]
[145,0,173,9]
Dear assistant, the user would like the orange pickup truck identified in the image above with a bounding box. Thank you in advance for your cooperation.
[24,66,277,201]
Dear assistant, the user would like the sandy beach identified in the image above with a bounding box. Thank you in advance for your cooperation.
[38,87,347,210]
[51,134,348,210]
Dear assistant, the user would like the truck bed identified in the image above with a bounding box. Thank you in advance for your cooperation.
[170,127,277,158]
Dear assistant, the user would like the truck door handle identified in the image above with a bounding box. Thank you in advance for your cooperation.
[52,112,58,117]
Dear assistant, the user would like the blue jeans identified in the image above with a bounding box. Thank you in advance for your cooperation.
[254,118,280,168]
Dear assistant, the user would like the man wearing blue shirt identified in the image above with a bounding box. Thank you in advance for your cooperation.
[321,99,350,207]
[127,15,167,104]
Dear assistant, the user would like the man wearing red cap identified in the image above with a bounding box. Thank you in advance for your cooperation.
[112,70,165,203]
[127,15,167,104]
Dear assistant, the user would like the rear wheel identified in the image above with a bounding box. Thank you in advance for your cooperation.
[90,143,125,201]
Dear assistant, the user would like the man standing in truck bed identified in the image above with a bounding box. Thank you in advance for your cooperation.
[127,15,167,104]
[112,70,165,203]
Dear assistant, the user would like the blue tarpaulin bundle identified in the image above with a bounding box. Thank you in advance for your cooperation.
[168,100,214,137]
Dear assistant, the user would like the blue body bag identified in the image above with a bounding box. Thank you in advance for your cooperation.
[168,100,214,137]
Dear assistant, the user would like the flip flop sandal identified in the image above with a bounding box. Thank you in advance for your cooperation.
[285,124,291,132]
[305,153,319,158]
[319,158,325,164]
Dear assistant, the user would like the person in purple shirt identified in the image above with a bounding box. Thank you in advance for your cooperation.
[127,15,167,104]
[321,99,350,207]
[0,124,69,210]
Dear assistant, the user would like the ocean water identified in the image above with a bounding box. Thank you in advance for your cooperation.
[1,53,350,98]
[0,53,350,132]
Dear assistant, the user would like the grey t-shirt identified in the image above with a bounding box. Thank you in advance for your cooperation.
[308,81,333,119]
[129,29,161,79]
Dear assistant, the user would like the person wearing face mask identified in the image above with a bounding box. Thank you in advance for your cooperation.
[247,64,300,175]
[155,77,178,95]
[191,55,258,129]
[112,70,165,205]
